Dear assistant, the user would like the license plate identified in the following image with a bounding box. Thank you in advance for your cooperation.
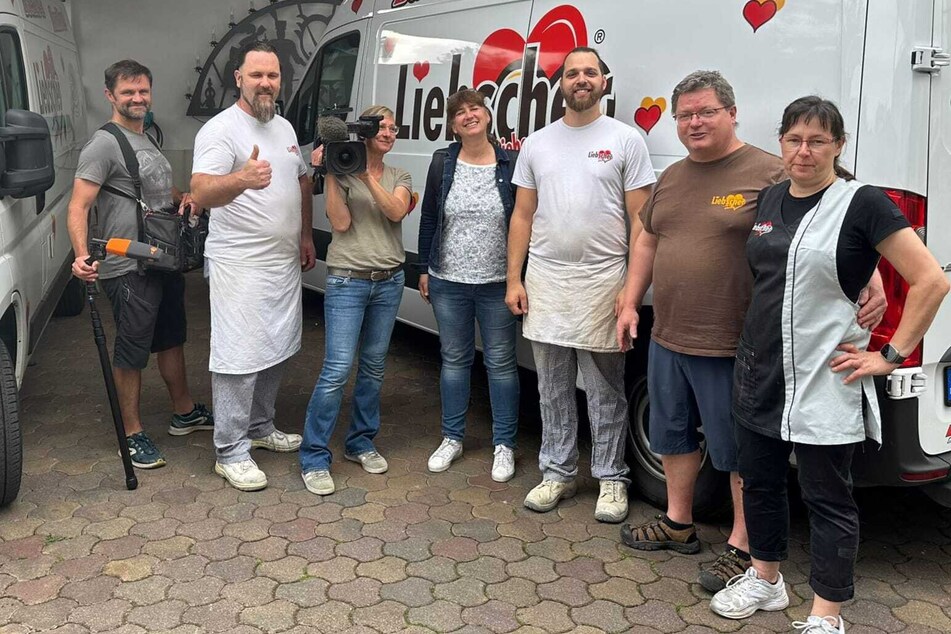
[945,366,951,407]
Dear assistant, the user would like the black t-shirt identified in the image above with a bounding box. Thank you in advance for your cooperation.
[778,182,910,302]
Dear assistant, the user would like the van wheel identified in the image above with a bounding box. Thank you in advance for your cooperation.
[54,277,86,317]
[0,340,22,507]
[625,375,731,521]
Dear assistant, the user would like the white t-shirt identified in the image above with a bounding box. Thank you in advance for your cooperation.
[513,116,656,351]
[193,104,307,265]
[192,105,308,374]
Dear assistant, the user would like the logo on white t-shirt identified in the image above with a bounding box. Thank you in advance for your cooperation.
[287,145,300,156]
[587,149,613,163]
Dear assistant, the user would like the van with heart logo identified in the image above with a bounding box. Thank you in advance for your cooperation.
[284,0,951,514]
[0,0,88,506]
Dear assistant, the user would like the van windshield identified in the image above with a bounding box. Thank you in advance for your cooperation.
[289,31,360,146]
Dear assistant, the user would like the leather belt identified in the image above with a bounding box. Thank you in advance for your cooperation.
[327,266,401,281]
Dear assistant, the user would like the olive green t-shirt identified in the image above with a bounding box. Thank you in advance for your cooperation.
[326,165,413,270]
[640,144,785,356]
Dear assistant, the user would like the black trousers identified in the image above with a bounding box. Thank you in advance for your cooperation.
[735,422,860,603]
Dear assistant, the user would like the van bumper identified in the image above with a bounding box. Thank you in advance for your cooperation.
[851,380,951,488]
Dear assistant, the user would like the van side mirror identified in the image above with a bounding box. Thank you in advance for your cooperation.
[0,109,55,199]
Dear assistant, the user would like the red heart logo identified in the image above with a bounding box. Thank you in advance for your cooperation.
[351,0,362,13]
[413,61,430,82]
[634,105,662,134]
[743,0,777,32]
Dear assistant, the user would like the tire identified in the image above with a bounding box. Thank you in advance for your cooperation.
[0,339,22,507]
[54,276,85,317]
[625,374,732,521]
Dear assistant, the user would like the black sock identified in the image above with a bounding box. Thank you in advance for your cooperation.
[726,544,751,560]
[662,514,693,531]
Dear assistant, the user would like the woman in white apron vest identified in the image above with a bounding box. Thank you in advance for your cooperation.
[709,97,949,633]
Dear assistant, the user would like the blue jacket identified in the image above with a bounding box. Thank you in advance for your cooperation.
[416,142,518,275]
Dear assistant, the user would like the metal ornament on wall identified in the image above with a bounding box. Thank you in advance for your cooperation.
[187,0,341,117]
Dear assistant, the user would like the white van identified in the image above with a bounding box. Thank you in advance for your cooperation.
[0,0,87,506]
[284,0,951,513]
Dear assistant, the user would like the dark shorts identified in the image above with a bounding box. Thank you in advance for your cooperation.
[100,271,187,370]
[647,339,738,472]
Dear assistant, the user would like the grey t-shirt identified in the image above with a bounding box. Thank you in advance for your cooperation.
[326,166,413,270]
[434,160,507,284]
[75,126,173,278]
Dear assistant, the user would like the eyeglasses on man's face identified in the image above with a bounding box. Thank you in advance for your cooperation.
[780,136,836,151]
[377,125,400,135]
[672,106,728,123]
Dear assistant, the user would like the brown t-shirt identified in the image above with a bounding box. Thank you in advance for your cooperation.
[640,144,785,356]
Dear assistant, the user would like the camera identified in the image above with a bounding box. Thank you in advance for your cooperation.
[316,113,383,176]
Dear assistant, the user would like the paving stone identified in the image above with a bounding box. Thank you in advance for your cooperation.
[205,555,258,583]
[327,577,382,608]
[181,598,242,632]
[191,536,241,562]
[126,598,187,630]
[407,599,464,632]
[842,599,906,632]
[210,503,257,524]
[507,556,557,583]
[516,600,574,633]
[524,537,575,563]
[462,599,519,633]
[238,536,289,562]
[434,577,487,607]
[485,577,539,609]
[222,518,273,542]
[166,576,226,607]
[537,575,592,607]
[478,537,527,563]
[50,554,107,581]
[351,600,407,633]
[313,518,365,542]
[307,556,358,584]
[893,600,951,631]
[604,554,660,584]
[336,537,384,563]
[356,556,407,584]
[458,556,507,584]
[379,577,435,608]
[571,599,630,633]
[142,536,194,560]
[274,577,329,608]
[286,536,336,563]
[553,556,608,584]
[268,518,317,543]
[102,555,156,582]
[1,554,56,581]
[297,600,354,632]
[111,575,173,605]
[221,576,278,607]
[6,574,67,605]
[406,519,454,541]
[239,599,298,632]
[130,518,182,541]
[679,602,743,631]
[589,575,645,607]
[405,556,459,584]
[12,598,78,631]
[67,598,130,631]
[382,537,431,563]
[84,518,135,540]
[625,599,689,633]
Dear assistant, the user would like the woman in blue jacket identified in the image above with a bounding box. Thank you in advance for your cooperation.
[417,89,520,482]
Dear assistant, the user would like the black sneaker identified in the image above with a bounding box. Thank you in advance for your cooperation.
[123,432,167,469]
[168,403,214,436]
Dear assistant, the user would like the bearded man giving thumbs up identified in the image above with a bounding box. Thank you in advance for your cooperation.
[191,41,316,492]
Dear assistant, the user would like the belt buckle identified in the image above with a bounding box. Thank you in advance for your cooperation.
[370,270,388,282]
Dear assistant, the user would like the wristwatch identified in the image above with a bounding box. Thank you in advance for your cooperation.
[880,343,906,364]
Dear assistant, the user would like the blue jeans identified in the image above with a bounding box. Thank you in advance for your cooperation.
[428,276,519,448]
[300,271,404,472]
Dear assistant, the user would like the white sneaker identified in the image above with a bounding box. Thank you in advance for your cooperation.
[302,469,335,495]
[491,445,515,482]
[594,480,629,523]
[215,459,267,491]
[428,438,463,473]
[793,616,846,634]
[710,567,790,620]
[344,450,388,474]
[250,429,302,453]
[523,479,577,512]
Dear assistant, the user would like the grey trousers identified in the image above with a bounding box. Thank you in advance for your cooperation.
[532,341,630,483]
[212,361,286,464]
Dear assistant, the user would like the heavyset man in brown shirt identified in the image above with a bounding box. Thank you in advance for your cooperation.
[613,71,884,593]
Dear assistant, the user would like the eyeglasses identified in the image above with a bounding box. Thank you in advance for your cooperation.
[780,136,836,151]
[672,107,728,123]
[378,125,400,135]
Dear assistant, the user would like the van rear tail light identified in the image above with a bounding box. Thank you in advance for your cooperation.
[869,189,926,368]
[899,467,949,482]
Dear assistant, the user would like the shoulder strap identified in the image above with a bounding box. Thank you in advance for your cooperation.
[99,122,146,244]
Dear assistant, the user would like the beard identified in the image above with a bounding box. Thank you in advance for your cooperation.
[118,102,149,120]
[244,90,276,123]
[563,84,604,113]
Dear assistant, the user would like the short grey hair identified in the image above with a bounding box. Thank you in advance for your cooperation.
[671,70,736,113]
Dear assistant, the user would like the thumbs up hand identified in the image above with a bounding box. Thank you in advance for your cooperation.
[239,144,272,190]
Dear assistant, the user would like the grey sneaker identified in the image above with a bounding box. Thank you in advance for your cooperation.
[793,616,846,633]
[168,403,214,436]
[344,450,388,474]
[594,480,629,523]
[428,438,463,473]
[215,459,267,491]
[491,445,515,482]
[302,469,335,495]
[123,432,166,469]
[523,479,577,512]
[250,429,302,453]
[710,567,789,620]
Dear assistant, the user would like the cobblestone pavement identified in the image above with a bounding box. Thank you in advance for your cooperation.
[1,274,950,633]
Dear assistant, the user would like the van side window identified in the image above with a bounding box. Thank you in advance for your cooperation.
[288,31,360,146]
[0,30,29,123]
